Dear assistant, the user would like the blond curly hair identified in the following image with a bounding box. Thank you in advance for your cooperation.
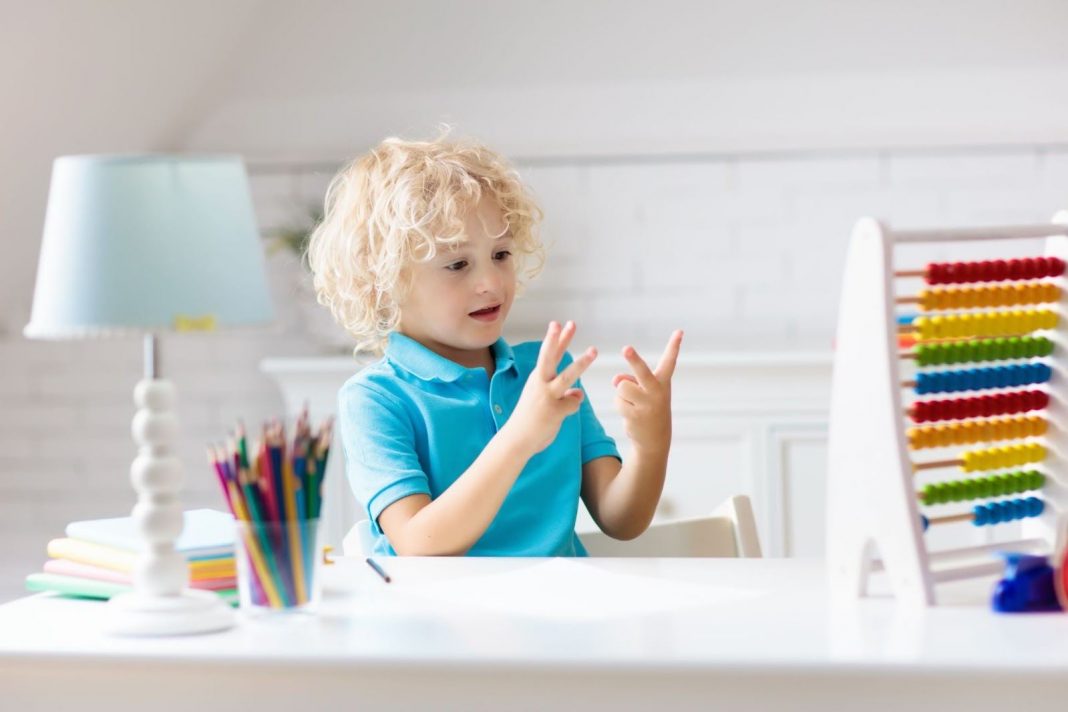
[305,130,545,355]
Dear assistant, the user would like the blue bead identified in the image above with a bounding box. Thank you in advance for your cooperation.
[974,505,988,526]
[1028,497,1044,517]
[921,515,929,532]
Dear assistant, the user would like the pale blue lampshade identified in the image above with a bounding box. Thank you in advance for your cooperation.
[25,154,274,338]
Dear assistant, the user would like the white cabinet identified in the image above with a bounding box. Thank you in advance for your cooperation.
[262,352,832,556]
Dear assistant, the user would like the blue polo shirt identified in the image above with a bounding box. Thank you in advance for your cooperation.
[337,332,621,557]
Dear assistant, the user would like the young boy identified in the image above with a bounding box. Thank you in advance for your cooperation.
[307,132,683,556]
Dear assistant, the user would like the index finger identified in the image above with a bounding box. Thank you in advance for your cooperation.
[622,346,657,389]
[536,321,561,379]
[654,330,684,381]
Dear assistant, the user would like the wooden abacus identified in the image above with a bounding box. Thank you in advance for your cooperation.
[827,215,1068,606]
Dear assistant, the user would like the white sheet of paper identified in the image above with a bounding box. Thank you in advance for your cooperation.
[389,558,763,620]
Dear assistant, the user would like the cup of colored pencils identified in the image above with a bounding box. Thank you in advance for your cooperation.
[207,407,333,614]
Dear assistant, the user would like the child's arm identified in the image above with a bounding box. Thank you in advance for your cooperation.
[379,321,597,555]
[580,330,683,540]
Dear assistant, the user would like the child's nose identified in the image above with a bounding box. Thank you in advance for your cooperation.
[475,265,503,294]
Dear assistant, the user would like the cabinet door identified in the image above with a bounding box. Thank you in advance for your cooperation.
[768,426,829,557]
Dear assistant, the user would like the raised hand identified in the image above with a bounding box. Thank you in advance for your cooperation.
[611,330,683,454]
[506,321,598,456]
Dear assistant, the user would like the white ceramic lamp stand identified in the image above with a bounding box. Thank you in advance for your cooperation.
[106,338,234,635]
[25,155,274,635]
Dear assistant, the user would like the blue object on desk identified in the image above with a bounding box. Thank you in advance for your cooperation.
[991,552,1061,613]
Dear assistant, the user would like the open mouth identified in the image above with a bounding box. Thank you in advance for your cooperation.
[469,304,502,321]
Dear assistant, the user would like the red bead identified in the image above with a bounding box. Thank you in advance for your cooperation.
[1022,257,1038,279]
[986,259,1003,281]
[1008,258,1024,279]
[1050,257,1066,277]
[925,262,939,284]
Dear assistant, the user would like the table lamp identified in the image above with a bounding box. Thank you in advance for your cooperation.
[24,155,274,635]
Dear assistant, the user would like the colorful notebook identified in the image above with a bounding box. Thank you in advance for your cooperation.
[65,508,235,559]
[46,538,236,579]
[43,558,236,590]
[25,573,238,606]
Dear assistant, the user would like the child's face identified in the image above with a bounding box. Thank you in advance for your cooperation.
[398,196,516,367]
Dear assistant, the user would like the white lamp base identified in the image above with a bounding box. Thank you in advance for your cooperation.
[107,588,234,636]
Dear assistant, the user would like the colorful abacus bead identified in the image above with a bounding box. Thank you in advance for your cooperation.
[972,496,1044,526]
[920,470,1045,504]
[960,443,1045,472]
[908,415,1048,449]
[914,363,1052,395]
[913,309,1057,341]
[917,282,1061,311]
[913,336,1053,366]
[910,389,1049,423]
[926,257,1066,285]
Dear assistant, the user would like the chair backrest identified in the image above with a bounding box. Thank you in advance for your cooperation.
[341,495,762,558]
[578,495,763,557]
[342,519,375,557]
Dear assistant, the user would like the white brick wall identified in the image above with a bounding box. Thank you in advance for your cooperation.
[2,144,1067,601]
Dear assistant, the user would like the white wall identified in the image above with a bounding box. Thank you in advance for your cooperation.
[183,0,1068,159]
[4,1,1068,602]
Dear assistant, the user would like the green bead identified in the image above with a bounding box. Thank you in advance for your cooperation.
[1007,337,1022,359]
[991,476,1004,498]
[984,339,999,361]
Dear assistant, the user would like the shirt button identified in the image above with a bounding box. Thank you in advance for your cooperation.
[493,404,503,415]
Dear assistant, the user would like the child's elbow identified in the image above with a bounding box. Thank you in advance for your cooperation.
[389,534,470,557]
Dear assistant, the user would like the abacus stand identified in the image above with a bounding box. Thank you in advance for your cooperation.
[106,334,234,636]
[827,215,1068,606]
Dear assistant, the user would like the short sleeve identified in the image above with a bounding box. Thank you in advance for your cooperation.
[337,383,431,535]
[556,351,622,465]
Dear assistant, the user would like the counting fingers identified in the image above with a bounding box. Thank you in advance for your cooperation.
[552,321,577,371]
[552,346,597,397]
[622,346,658,389]
[536,321,562,379]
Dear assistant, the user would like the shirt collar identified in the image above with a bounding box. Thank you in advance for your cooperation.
[386,332,516,383]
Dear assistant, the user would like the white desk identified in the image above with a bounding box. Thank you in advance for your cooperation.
[2,557,1067,711]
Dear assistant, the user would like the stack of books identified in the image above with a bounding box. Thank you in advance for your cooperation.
[25,509,239,605]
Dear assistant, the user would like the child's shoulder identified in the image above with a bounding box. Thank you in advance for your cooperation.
[339,355,405,404]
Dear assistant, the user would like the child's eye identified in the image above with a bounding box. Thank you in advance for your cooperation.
[445,260,468,272]
[494,250,512,261]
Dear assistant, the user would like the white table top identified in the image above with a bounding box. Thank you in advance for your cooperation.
[3,557,1068,710]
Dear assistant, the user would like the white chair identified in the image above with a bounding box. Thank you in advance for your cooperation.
[342,518,376,557]
[578,495,762,558]
[343,495,762,558]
